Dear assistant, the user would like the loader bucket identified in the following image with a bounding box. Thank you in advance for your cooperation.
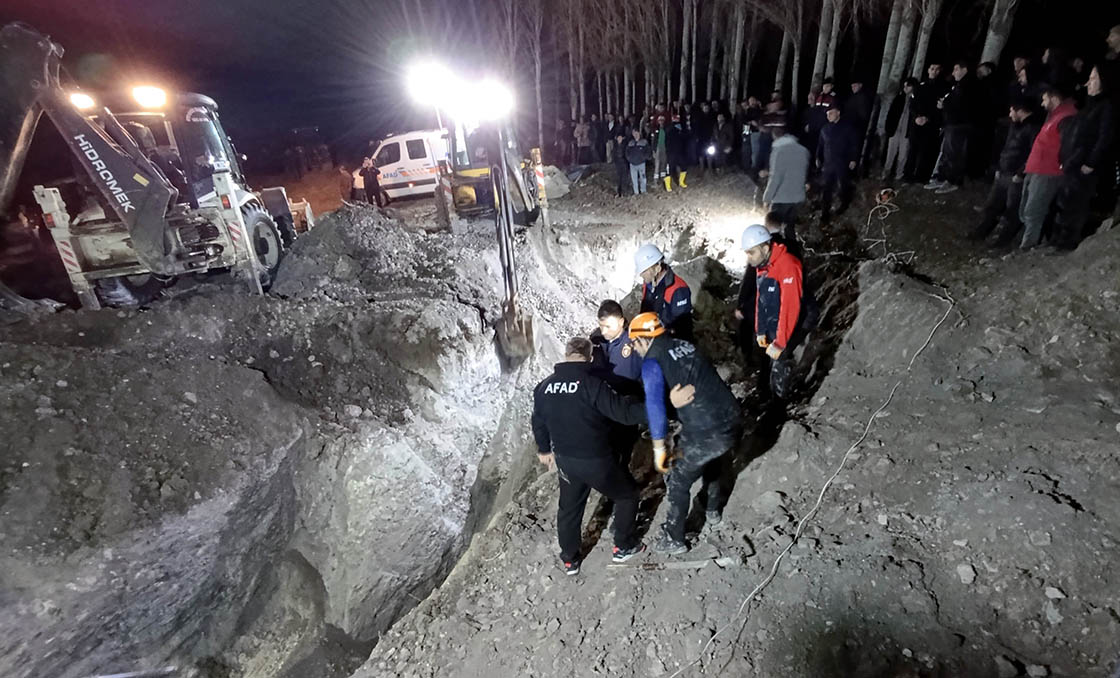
[495,303,534,370]
[0,23,62,216]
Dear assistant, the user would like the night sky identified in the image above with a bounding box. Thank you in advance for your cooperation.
[3,0,1118,159]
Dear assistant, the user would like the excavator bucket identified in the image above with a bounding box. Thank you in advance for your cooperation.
[0,23,61,216]
[495,302,534,369]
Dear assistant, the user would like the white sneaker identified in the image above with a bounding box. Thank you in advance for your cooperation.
[935,184,959,194]
[923,180,945,190]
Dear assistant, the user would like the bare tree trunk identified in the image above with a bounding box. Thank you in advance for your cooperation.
[597,70,604,116]
[721,33,733,101]
[811,0,835,89]
[791,0,804,109]
[567,8,578,121]
[729,2,747,103]
[706,2,720,100]
[876,0,904,96]
[663,0,672,102]
[825,1,841,78]
[685,0,694,100]
[910,0,943,79]
[578,3,587,118]
[980,0,1021,65]
[878,1,918,132]
[743,5,760,97]
[775,30,792,95]
[624,68,632,116]
[679,0,693,102]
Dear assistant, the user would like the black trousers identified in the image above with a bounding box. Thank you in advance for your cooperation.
[1053,173,1098,249]
[905,123,940,182]
[364,183,388,208]
[615,163,630,196]
[820,168,853,220]
[555,454,639,562]
[975,174,1024,239]
[938,124,971,186]
[664,427,739,542]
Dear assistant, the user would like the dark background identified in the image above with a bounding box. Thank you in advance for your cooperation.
[2,0,1118,167]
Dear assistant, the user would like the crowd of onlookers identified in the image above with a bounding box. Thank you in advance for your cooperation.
[550,24,1120,252]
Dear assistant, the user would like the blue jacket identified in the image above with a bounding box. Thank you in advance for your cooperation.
[590,327,644,396]
[641,267,694,342]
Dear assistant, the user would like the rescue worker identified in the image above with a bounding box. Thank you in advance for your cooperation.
[743,225,811,400]
[531,337,649,575]
[634,244,694,343]
[629,313,741,554]
[590,300,646,469]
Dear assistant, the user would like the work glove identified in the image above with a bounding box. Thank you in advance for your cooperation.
[766,344,783,360]
[653,442,671,474]
[756,335,770,348]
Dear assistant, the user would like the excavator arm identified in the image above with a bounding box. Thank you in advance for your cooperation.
[0,22,177,274]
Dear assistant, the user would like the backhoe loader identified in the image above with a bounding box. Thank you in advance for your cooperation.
[0,22,312,310]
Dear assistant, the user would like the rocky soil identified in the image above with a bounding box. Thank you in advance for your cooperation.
[1,166,1117,678]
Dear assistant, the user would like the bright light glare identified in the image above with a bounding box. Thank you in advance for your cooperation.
[706,145,716,156]
[70,92,96,110]
[407,61,455,107]
[131,85,167,109]
[475,79,515,119]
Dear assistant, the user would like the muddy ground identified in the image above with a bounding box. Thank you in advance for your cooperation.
[1,165,1118,678]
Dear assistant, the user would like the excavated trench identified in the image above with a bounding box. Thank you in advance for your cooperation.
[0,196,866,678]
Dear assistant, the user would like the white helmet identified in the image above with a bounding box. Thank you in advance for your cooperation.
[634,243,664,276]
[741,224,772,250]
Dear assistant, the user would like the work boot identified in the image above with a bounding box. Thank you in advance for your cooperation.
[663,176,673,192]
[678,171,688,188]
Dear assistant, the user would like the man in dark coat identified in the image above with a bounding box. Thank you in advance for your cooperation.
[1052,67,1115,249]
[816,105,860,222]
[971,100,1042,245]
[906,63,949,183]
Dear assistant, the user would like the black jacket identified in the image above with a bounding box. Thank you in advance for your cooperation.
[998,116,1042,176]
[817,121,860,172]
[941,76,978,127]
[912,77,948,130]
[667,124,690,165]
[644,336,739,440]
[1060,95,1115,175]
[842,90,873,132]
[714,121,736,151]
[612,138,630,167]
[884,92,913,137]
[531,361,646,459]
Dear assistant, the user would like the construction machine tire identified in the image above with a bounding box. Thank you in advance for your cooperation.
[243,205,283,286]
[95,274,168,307]
[275,213,298,248]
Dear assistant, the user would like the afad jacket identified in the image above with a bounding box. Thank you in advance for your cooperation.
[754,242,803,351]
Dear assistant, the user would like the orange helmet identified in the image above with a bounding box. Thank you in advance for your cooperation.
[629,312,666,339]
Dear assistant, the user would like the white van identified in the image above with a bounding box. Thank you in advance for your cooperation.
[353,129,448,200]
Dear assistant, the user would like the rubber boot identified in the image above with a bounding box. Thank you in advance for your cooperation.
[663,176,673,192]
[678,171,688,188]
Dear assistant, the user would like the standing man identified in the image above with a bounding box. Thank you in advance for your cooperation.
[590,300,646,469]
[361,157,388,208]
[695,102,716,171]
[531,337,649,575]
[1053,67,1114,249]
[882,78,918,182]
[574,117,593,164]
[337,164,353,201]
[761,120,810,241]
[927,61,977,194]
[842,79,873,164]
[590,113,606,162]
[629,313,742,554]
[665,116,691,191]
[817,105,860,223]
[970,99,1041,245]
[625,128,652,195]
[742,225,809,400]
[906,63,948,183]
[713,112,736,172]
[634,244,694,342]
[1019,85,1078,249]
[654,114,670,182]
[612,132,631,197]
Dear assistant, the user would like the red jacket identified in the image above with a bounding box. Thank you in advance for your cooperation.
[754,243,803,350]
[1024,100,1076,176]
